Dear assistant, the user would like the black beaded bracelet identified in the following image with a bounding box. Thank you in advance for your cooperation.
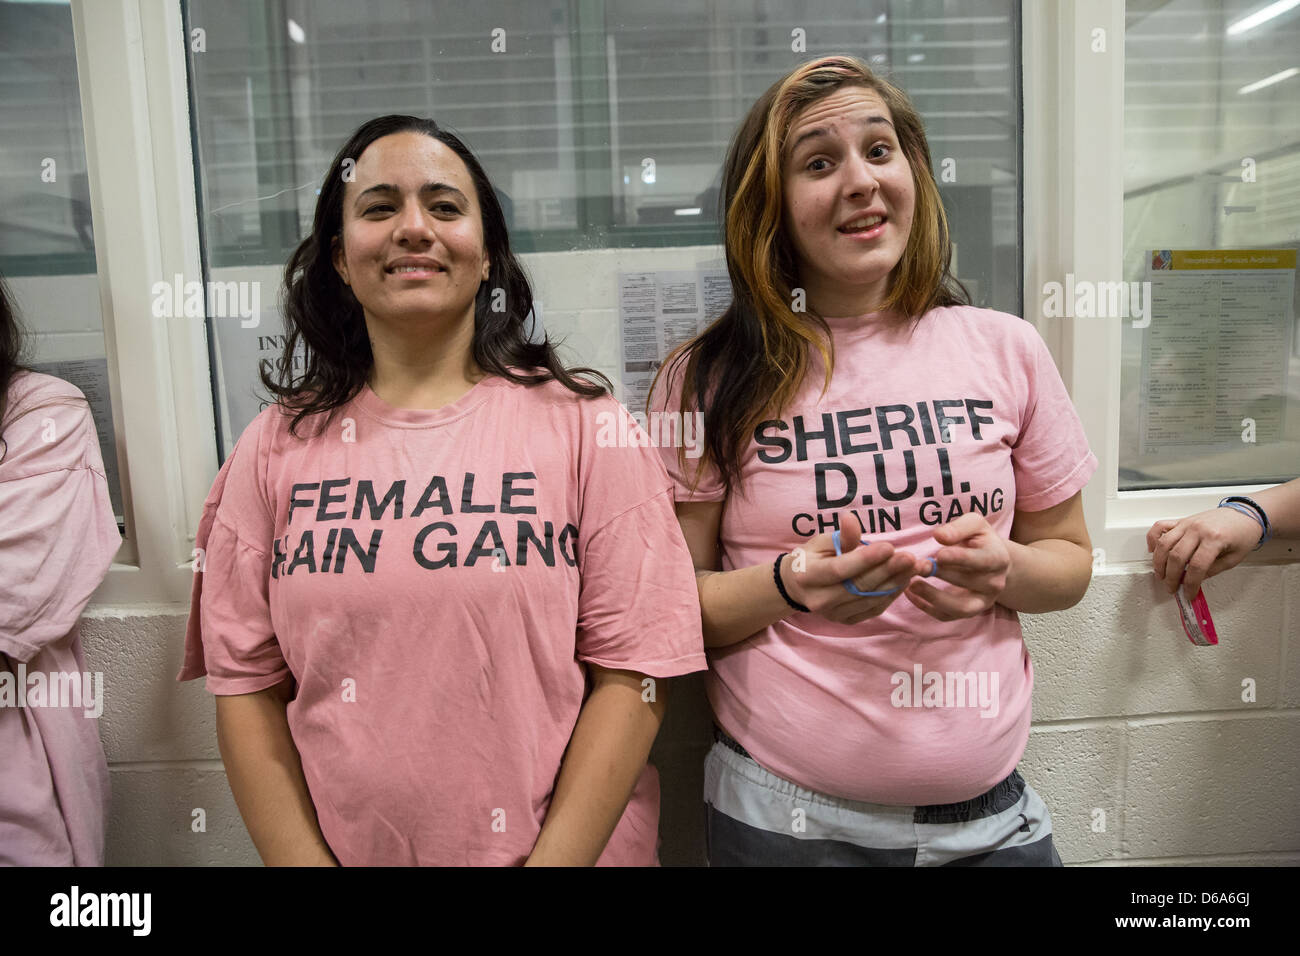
[1220,495,1272,550]
[773,552,810,613]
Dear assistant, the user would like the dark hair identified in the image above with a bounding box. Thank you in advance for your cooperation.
[262,114,610,436]
[650,55,969,497]
[0,275,28,456]
[0,273,89,463]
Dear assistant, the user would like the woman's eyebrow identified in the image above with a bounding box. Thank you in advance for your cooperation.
[354,182,469,205]
[788,115,896,155]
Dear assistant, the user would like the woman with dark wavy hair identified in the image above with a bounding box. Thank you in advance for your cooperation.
[650,56,1097,866]
[180,115,705,866]
[0,273,121,865]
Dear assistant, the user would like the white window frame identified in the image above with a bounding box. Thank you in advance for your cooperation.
[73,0,215,606]
[1022,0,1296,570]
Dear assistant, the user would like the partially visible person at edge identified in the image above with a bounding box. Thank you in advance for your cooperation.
[1148,477,1300,597]
[649,55,1098,866]
[0,273,121,865]
[178,114,706,865]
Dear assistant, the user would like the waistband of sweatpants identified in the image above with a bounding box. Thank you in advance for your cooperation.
[712,724,1025,824]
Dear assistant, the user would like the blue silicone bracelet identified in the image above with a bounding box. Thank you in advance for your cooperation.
[832,529,937,597]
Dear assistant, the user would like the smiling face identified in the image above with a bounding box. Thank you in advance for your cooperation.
[781,85,915,317]
[332,130,491,328]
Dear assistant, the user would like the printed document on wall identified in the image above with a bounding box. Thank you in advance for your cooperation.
[1139,249,1295,453]
[617,266,730,413]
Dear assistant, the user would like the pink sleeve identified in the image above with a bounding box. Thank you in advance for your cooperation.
[573,400,707,677]
[177,415,290,694]
[0,402,120,662]
[646,357,726,502]
[1011,324,1099,511]
[0,400,119,660]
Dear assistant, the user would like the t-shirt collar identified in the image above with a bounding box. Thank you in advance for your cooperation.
[352,373,505,428]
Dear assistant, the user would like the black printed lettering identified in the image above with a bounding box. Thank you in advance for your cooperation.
[558,523,579,567]
[413,522,456,569]
[460,473,495,514]
[516,520,555,566]
[287,531,317,575]
[465,521,507,566]
[836,407,878,454]
[793,413,838,462]
[288,482,319,525]
[354,479,405,520]
[501,472,538,514]
[317,478,350,521]
[965,399,995,440]
[815,461,857,509]
[872,449,917,501]
[875,404,919,451]
[411,476,452,518]
[334,528,381,573]
[755,420,793,464]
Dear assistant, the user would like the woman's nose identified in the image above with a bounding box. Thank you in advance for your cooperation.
[392,199,435,244]
[843,152,881,197]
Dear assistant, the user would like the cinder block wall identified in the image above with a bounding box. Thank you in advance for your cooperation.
[79,247,1300,865]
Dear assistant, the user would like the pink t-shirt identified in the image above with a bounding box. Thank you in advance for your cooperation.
[0,371,121,865]
[179,370,706,865]
[650,306,1098,805]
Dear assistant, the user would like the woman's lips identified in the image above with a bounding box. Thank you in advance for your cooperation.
[837,217,887,240]
[387,267,445,279]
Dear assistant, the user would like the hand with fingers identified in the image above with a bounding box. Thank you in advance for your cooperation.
[1147,507,1261,599]
[901,513,1011,622]
[782,511,934,626]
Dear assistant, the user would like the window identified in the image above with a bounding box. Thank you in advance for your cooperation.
[1030,0,1297,565]
[0,0,123,523]
[1121,0,1300,491]
[185,0,1023,452]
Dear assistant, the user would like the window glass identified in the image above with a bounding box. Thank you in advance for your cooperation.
[1122,0,1300,490]
[0,0,123,521]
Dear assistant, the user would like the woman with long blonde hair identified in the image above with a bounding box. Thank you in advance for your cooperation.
[650,55,1097,866]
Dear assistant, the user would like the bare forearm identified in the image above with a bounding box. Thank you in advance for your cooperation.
[1251,477,1300,539]
[997,539,1092,613]
[527,678,664,866]
[697,561,793,648]
[216,685,338,866]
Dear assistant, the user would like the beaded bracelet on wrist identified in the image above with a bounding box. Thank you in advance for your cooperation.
[773,552,810,613]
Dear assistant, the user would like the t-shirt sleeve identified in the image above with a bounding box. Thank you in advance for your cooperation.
[177,414,291,695]
[646,356,727,502]
[0,401,120,662]
[1010,322,1099,511]
[573,399,707,677]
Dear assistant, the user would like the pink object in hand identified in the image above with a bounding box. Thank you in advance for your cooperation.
[1176,577,1218,646]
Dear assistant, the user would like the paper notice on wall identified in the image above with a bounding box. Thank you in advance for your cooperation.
[209,308,306,458]
[1139,249,1295,452]
[617,267,731,412]
[31,358,124,522]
